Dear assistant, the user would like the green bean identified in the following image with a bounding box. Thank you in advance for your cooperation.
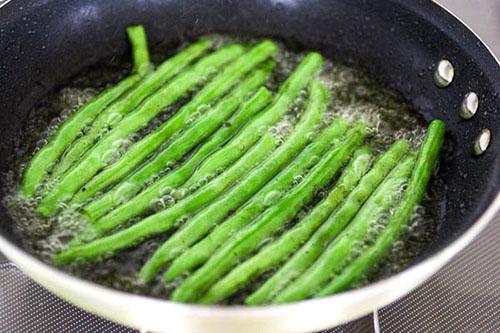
[246,139,410,305]
[273,154,415,303]
[317,120,445,297]
[19,75,140,198]
[127,25,152,76]
[170,128,365,303]
[53,132,278,265]
[139,79,328,281]
[50,40,211,180]
[181,52,323,190]
[200,147,372,304]
[81,51,320,222]
[38,44,244,216]
[164,119,350,282]
[83,88,273,225]
[73,41,277,204]
[19,26,155,197]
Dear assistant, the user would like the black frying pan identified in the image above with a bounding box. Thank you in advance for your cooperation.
[0,1,498,332]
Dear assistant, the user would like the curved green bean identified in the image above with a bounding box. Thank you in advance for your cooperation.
[19,75,140,197]
[82,51,321,223]
[181,52,323,190]
[140,79,328,281]
[170,128,365,303]
[38,44,244,216]
[317,120,445,296]
[53,132,278,265]
[83,87,273,225]
[246,139,410,305]
[164,119,350,282]
[200,147,372,304]
[50,40,211,181]
[19,25,155,197]
[273,154,415,303]
[74,41,277,204]
[127,25,152,76]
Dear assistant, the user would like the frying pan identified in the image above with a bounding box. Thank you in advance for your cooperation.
[0,0,499,332]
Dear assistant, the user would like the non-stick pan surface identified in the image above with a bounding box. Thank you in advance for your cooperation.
[0,0,498,332]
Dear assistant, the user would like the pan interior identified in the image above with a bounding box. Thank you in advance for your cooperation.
[2,35,441,299]
[0,0,498,293]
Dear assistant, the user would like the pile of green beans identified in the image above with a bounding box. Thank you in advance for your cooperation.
[19,26,445,305]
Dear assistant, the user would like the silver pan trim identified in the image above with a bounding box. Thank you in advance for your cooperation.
[0,0,13,9]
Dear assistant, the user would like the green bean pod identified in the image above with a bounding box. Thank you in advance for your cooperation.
[317,120,445,296]
[171,127,365,303]
[19,25,157,197]
[19,75,140,197]
[181,52,323,190]
[83,87,273,225]
[79,51,321,224]
[73,41,278,204]
[50,40,211,180]
[200,147,372,304]
[127,25,153,76]
[273,154,415,303]
[246,139,410,305]
[139,79,328,281]
[38,44,244,216]
[53,131,278,265]
[164,119,349,282]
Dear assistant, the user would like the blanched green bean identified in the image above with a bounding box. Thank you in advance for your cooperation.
[20,75,140,197]
[50,40,211,180]
[170,128,365,303]
[81,52,321,224]
[317,120,445,297]
[164,119,350,282]
[53,132,278,265]
[273,154,414,303]
[38,44,244,216]
[181,52,323,190]
[127,25,152,76]
[20,25,156,197]
[246,139,409,305]
[73,41,277,204]
[200,147,372,304]
[139,79,328,281]
[83,87,273,224]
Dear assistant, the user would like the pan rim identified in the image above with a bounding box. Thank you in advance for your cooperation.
[0,0,499,331]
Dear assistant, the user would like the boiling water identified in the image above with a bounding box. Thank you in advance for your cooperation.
[2,36,442,302]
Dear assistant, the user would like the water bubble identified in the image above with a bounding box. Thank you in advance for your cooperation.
[264,190,281,206]
[293,175,304,185]
[196,104,210,114]
[112,182,140,205]
[163,195,175,206]
[306,130,316,141]
[151,194,175,212]
[269,126,278,135]
[310,155,320,165]
[197,177,208,188]
[158,185,173,196]
[258,125,268,134]
[102,148,119,164]
[112,138,130,148]
[106,112,123,126]
[174,215,189,228]
[175,188,188,199]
